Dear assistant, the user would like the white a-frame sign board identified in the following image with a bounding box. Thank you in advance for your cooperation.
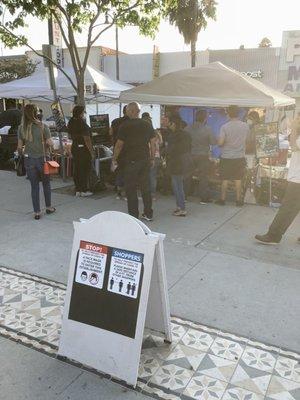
[58,211,172,387]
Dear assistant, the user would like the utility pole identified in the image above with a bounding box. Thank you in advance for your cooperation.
[115,24,120,81]
[115,24,122,117]
[47,16,66,181]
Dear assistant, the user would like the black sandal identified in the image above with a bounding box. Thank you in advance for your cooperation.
[34,214,41,220]
[46,207,56,214]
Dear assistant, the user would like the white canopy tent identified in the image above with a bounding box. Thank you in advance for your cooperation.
[0,64,132,103]
[120,62,295,108]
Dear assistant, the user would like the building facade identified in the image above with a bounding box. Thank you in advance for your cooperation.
[1,30,299,120]
[101,30,300,111]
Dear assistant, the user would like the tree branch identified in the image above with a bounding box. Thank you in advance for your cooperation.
[69,23,82,70]
[82,11,110,72]
[90,21,114,48]
[0,24,77,92]
[55,2,82,70]
[89,0,141,48]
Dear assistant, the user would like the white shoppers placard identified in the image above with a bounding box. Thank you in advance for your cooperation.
[75,241,107,289]
[107,248,143,299]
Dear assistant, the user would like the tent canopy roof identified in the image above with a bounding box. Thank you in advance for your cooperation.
[0,64,131,102]
[120,62,295,108]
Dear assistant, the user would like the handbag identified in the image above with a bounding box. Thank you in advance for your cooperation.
[16,155,26,177]
[41,124,60,175]
[44,160,60,175]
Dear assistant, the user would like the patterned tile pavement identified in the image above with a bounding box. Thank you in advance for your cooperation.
[0,265,300,400]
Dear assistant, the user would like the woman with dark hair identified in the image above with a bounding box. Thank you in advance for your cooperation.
[167,115,191,216]
[17,103,55,220]
[68,105,94,197]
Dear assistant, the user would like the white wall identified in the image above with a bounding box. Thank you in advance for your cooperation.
[104,53,153,83]
[103,50,209,83]
[159,50,209,75]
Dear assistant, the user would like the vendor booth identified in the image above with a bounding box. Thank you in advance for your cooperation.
[120,62,295,205]
[0,64,131,180]
[0,64,132,103]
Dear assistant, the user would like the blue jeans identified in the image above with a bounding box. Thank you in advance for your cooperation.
[171,175,185,210]
[149,158,160,194]
[25,157,51,213]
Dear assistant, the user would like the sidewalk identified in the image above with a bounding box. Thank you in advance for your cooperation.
[1,170,300,399]
[1,266,299,400]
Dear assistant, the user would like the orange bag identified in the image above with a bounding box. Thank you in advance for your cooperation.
[41,123,60,175]
[43,160,60,175]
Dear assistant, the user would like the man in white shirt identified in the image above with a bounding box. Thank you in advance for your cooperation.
[255,113,300,244]
[216,105,250,206]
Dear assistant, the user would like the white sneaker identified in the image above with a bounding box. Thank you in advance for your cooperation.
[81,191,93,197]
[75,192,81,197]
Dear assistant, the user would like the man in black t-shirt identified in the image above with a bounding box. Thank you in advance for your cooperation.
[113,102,156,220]
[110,105,129,145]
[110,105,128,199]
[0,102,22,135]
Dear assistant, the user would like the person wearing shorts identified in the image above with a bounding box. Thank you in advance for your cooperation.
[216,105,250,206]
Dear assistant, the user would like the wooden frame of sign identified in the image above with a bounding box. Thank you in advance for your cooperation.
[58,211,172,387]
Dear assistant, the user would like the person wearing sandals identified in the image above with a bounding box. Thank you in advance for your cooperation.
[68,105,94,197]
[167,115,191,217]
[17,104,56,220]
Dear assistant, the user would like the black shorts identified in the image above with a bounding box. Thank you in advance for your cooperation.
[219,158,246,180]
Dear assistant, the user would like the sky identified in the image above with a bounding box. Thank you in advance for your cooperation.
[1,0,300,56]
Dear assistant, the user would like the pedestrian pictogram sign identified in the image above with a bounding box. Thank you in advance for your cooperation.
[108,248,143,299]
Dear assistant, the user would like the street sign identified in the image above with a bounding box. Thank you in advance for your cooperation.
[58,211,172,386]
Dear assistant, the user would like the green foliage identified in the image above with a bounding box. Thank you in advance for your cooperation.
[0,55,37,83]
[0,0,173,103]
[0,0,171,48]
[166,0,217,45]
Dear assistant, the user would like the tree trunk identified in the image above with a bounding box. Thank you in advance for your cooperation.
[191,40,196,68]
[76,73,85,105]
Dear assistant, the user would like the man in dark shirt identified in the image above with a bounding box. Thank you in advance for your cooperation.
[0,103,22,135]
[110,105,128,199]
[113,102,156,220]
[110,105,128,145]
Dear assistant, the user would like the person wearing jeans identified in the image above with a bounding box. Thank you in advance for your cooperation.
[17,104,56,220]
[171,175,185,212]
[24,156,51,214]
[255,114,300,244]
[167,115,192,217]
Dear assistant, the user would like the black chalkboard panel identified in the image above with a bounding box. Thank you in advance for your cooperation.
[89,114,110,146]
[68,244,144,339]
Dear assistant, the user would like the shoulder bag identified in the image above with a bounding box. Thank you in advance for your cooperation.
[41,124,60,175]
[16,155,26,176]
